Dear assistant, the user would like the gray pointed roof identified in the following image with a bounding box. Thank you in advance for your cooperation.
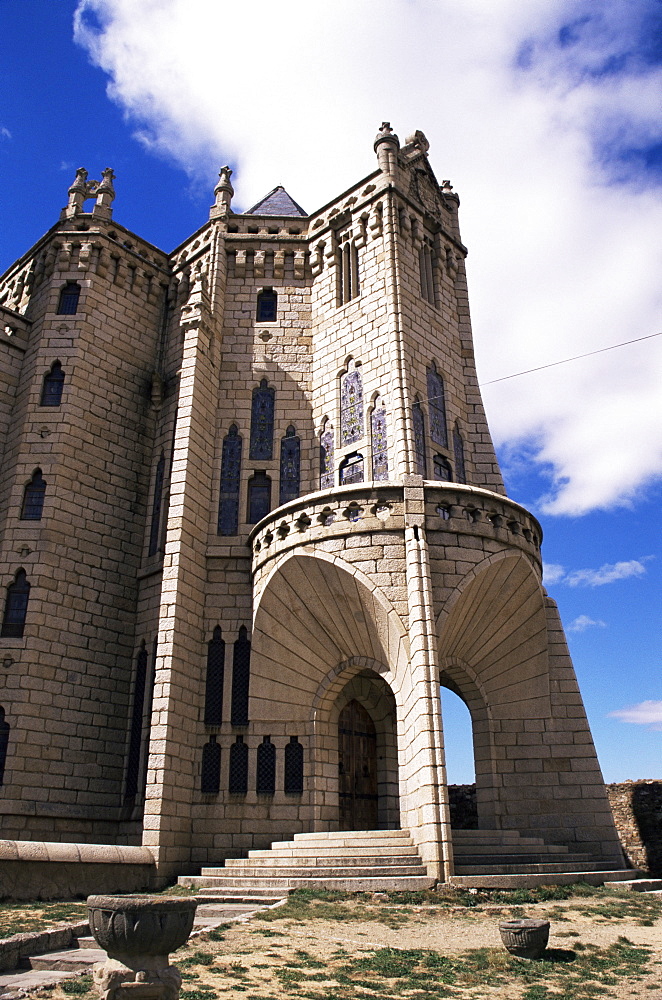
[245,186,307,217]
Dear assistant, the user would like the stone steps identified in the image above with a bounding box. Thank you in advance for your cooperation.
[245,845,420,858]
[450,870,642,889]
[219,854,422,871]
[192,875,434,892]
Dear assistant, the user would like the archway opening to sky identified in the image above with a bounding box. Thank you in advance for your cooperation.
[440,686,475,786]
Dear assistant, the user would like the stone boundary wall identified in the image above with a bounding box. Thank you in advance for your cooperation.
[449,782,662,875]
[0,841,155,901]
[0,920,89,972]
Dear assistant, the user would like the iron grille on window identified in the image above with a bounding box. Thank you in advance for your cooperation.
[201,736,221,794]
[412,399,427,477]
[249,379,275,460]
[1,570,30,638]
[231,626,251,726]
[21,471,46,520]
[40,361,65,407]
[204,626,225,726]
[341,369,363,446]
[279,426,300,505]
[284,736,304,795]
[453,423,466,484]
[256,736,276,794]
[57,283,80,315]
[427,364,448,447]
[371,405,388,481]
[0,709,9,786]
[125,643,148,800]
[320,425,334,488]
[218,424,242,536]
[148,452,165,556]
[229,736,248,794]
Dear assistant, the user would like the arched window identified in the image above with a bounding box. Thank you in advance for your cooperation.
[247,470,271,524]
[419,236,436,305]
[57,282,80,315]
[148,452,165,556]
[427,363,448,447]
[284,736,304,795]
[339,452,364,485]
[250,379,275,460]
[0,708,9,786]
[201,735,221,794]
[21,470,46,521]
[433,455,453,482]
[40,361,65,407]
[125,642,148,800]
[341,365,363,446]
[279,425,300,505]
[256,288,277,322]
[1,570,30,638]
[218,424,242,536]
[231,626,251,727]
[204,626,225,727]
[370,399,388,481]
[453,422,466,484]
[412,397,427,477]
[229,736,248,794]
[320,422,334,489]
[337,229,359,305]
[256,736,276,795]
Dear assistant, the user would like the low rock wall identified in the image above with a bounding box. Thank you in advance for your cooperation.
[0,841,155,901]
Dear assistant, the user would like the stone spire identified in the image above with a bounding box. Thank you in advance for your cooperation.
[210,165,234,220]
[374,122,400,177]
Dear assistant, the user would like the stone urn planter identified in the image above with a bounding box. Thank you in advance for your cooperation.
[499,918,550,959]
[87,895,198,1000]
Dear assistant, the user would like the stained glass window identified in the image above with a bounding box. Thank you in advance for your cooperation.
[201,736,221,794]
[231,626,251,727]
[412,398,427,477]
[250,379,275,461]
[256,288,277,322]
[247,471,271,524]
[57,282,80,315]
[371,403,388,481]
[320,424,334,488]
[125,643,147,800]
[284,736,304,794]
[256,736,276,794]
[229,736,248,794]
[204,626,225,726]
[21,470,46,521]
[433,455,453,482]
[1,570,30,638]
[148,452,165,556]
[218,424,242,536]
[341,368,363,446]
[40,361,65,407]
[427,364,448,448]
[453,422,466,484]
[279,425,300,505]
[339,452,364,485]
[0,709,9,787]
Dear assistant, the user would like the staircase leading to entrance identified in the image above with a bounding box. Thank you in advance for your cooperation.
[178,828,641,902]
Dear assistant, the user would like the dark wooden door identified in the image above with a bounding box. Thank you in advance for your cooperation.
[338,699,378,830]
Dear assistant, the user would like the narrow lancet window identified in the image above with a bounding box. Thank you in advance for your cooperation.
[337,229,360,305]
[320,422,334,488]
[247,471,271,524]
[21,470,46,521]
[231,626,251,727]
[250,379,275,460]
[125,642,148,800]
[40,361,65,407]
[339,452,364,485]
[218,424,242,536]
[419,236,436,305]
[229,736,248,794]
[148,452,165,556]
[204,626,225,726]
[256,736,276,794]
[284,736,304,794]
[453,422,466,484]
[1,570,30,638]
[57,282,80,315]
[0,709,9,786]
[427,364,448,447]
[341,366,363,446]
[201,735,221,794]
[279,425,300,505]
[412,398,427,477]
[370,399,388,481]
[256,288,277,322]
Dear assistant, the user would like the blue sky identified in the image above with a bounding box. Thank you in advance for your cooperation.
[1,0,660,782]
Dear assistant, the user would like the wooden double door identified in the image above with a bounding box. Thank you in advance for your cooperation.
[338,700,378,830]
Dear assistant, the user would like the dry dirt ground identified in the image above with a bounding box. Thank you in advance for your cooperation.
[34,887,662,1000]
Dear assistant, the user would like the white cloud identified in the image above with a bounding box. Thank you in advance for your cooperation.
[609,700,662,731]
[542,562,566,584]
[73,0,662,515]
[0,126,11,141]
[567,614,606,633]
[565,558,649,587]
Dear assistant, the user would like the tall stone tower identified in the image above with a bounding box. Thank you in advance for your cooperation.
[0,126,623,884]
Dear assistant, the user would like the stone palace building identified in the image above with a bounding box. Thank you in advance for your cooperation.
[0,124,625,886]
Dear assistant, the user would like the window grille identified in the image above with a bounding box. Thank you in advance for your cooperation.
[0,708,9,786]
[125,643,147,800]
[453,423,466,484]
[148,452,165,556]
[427,364,448,447]
[201,736,221,794]
[247,471,271,524]
[250,379,275,461]
[339,452,364,485]
[1,570,30,638]
[256,736,276,795]
[40,361,65,407]
[204,626,225,726]
[371,403,388,481]
[279,426,300,505]
[341,368,363,446]
[57,283,80,315]
[320,424,334,488]
[412,399,427,477]
[231,626,251,727]
[218,424,242,536]
[284,736,304,794]
[433,455,453,482]
[256,288,277,322]
[21,470,46,521]
[229,736,248,794]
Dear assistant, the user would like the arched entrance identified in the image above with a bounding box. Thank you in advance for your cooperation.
[338,700,378,830]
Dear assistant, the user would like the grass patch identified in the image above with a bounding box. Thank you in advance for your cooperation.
[60,976,93,995]
[0,901,89,938]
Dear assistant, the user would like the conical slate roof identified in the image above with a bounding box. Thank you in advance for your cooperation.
[245,186,307,217]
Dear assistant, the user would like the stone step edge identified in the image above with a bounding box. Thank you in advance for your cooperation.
[246,846,420,858]
[449,870,640,889]
[292,830,412,840]
[0,920,90,974]
[454,862,619,875]
[189,877,436,890]
[191,867,429,881]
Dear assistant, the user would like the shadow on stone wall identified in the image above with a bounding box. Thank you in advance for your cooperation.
[448,785,478,829]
